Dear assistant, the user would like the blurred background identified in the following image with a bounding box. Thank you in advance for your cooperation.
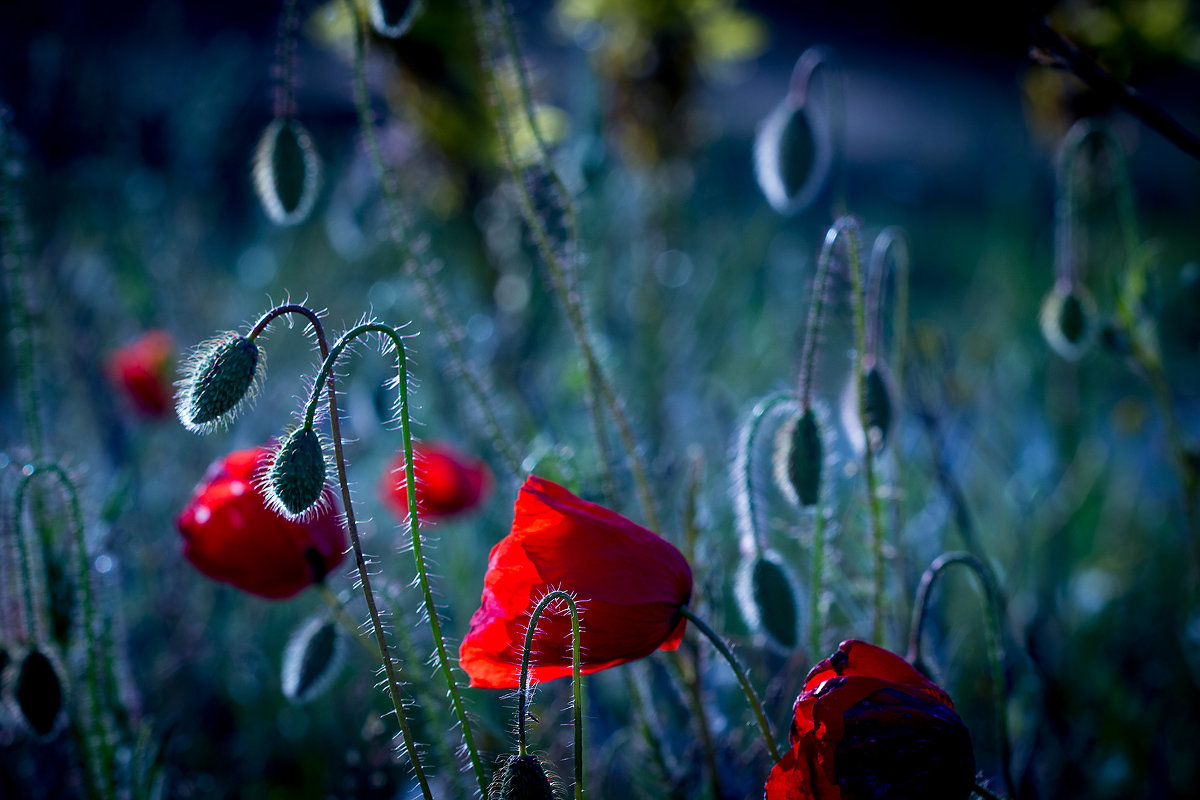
[3,0,1200,798]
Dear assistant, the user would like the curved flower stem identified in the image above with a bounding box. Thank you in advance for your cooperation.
[518,590,584,799]
[302,321,487,795]
[829,217,888,644]
[732,392,798,556]
[907,552,1014,800]
[15,463,116,800]
[343,0,524,478]
[251,305,432,798]
[466,0,659,531]
[678,607,781,764]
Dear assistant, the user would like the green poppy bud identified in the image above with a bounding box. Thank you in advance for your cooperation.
[736,549,800,651]
[177,332,264,434]
[1040,282,1098,361]
[267,426,329,519]
[253,117,321,226]
[282,616,345,704]
[488,754,556,800]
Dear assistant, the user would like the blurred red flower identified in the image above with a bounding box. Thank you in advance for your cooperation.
[177,446,346,599]
[765,639,975,800]
[106,330,174,417]
[378,441,493,521]
[459,475,692,689]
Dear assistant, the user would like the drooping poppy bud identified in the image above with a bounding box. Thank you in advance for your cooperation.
[368,0,424,39]
[281,615,345,704]
[459,475,692,689]
[176,332,264,434]
[8,647,67,741]
[841,361,897,455]
[177,446,345,599]
[765,639,975,800]
[735,549,800,651]
[266,425,329,519]
[252,117,321,226]
[777,407,824,507]
[378,441,493,522]
[488,754,556,800]
[106,330,175,417]
[1039,281,1098,361]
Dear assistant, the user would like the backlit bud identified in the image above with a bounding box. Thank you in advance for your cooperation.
[267,426,329,519]
[177,332,264,434]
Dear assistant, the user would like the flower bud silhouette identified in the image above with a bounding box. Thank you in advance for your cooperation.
[765,639,975,800]
[253,118,321,226]
[459,475,692,689]
[176,332,264,434]
[177,446,345,599]
[488,754,556,800]
[267,426,329,519]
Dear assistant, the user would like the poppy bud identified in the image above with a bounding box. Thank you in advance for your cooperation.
[177,332,264,434]
[765,639,975,800]
[735,549,800,651]
[267,426,329,519]
[488,754,556,800]
[778,408,823,507]
[281,615,345,704]
[7,647,67,741]
[253,117,321,226]
[1039,282,1097,361]
[841,362,897,454]
[369,0,424,39]
[754,95,831,216]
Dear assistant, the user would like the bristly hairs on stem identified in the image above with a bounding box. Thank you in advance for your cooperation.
[465,0,660,533]
[272,0,300,121]
[342,0,524,483]
[517,589,585,799]
[731,392,799,557]
[907,551,1014,800]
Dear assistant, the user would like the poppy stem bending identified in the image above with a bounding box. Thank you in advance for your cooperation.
[247,304,434,799]
[518,590,585,799]
[678,606,782,764]
[732,392,799,556]
[907,552,1014,800]
[14,463,117,800]
[342,0,524,479]
[302,319,489,796]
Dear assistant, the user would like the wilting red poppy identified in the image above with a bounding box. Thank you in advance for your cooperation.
[459,475,692,689]
[378,441,493,521]
[177,446,346,599]
[106,330,174,417]
[765,639,975,800]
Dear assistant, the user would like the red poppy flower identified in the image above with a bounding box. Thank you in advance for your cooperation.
[177,446,346,599]
[765,639,975,800]
[459,475,692,689]
[106,330,174,417]
[378,441,493,522]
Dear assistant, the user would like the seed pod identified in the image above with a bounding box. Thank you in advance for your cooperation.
[841,361,897,454]
[267,426,328,518]
[488,753,556,800]
[1039,282,1098,361]
[368,0,424,39]
[177,332,264,434]
[253,117,321,226]
[777,408,823,507]
[8,647,67,740]
[281,616,345,704]
[735,549,800,651]
[754,97,831,216]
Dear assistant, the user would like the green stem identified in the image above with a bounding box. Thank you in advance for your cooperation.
[15,464,116,800]
[732,392,798,555]
[678,607,781,764]
[809,503,826,658]
[907,552,1014,800]
[518,590,584,799]
[302,321,487,795]
[343,0,524,478]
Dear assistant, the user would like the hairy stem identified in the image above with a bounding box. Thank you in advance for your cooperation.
[732,392,798,555]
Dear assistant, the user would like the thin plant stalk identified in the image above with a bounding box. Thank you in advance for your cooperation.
[343,0,524,478]
[809,505,826,657]
[300,321,487,795]
[732,392,798,556]
[678,607,781,764]
[249,305,434,799]
[907,552,1014,799]
[788,46,846,217]
[518,590,585,799]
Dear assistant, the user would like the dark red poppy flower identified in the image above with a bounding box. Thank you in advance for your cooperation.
[765,639,975,800]
[177,446,346,599]
[378,441,493,522]
[459,475,692,689]
[106,330,174,417]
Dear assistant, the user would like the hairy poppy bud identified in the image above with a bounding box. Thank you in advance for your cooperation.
[765,639,975,800]
[267,426,329,519]
[841,362,897,454]
[177,332,264,434]
[778,408,824,507]
[735,549,800,651]
[253,117,321,226]
[1040,282,1097,361]
[754,93,831,216]
[488,754,556,800]
[369,0,424,38]
[282,615,345,704]
[7,647,67,741]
